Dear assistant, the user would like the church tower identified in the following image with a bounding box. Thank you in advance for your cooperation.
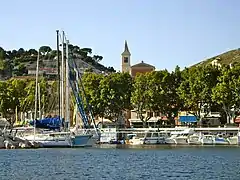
[121,40,131,73]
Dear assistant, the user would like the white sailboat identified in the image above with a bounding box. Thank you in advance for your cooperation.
[22,30,92,147]
[22,47,74,147]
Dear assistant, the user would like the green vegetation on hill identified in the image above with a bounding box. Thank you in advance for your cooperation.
[193,49,240,67]
[0,45,115,79]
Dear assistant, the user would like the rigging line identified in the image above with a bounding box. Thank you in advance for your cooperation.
[68,77,88,128]
[68,59,99,137]
[68,66,89,127]
[68,50,98,132]
[21,85,34,114]
[48,95,57,115]
[70,58,97,129]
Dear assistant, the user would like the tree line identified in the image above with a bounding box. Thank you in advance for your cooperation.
[1,63,240,126]
[82,64,240,126]
[0,78,57,125]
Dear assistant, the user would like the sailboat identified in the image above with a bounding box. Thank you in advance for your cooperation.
[21,45,73,147]
[59,30,95,146]
[21,30,93,147]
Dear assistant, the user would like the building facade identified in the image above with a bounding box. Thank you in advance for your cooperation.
[130,61,155,77]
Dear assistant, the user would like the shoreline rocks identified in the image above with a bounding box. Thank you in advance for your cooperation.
[0,129,42,149]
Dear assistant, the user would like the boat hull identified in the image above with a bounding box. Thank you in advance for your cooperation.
[188,136,202,145]
[227,137,238,145]
[188,140,202,145]
[214,138,229,145]
[144,137,166,144]
[31,140,72,148]
[72,134,92,147]
[201,139,214,145]
[127,138,144,145]
[165,138,176,144]
[175,138,188,145]
[24,135,72,148]
[23,133,92,148]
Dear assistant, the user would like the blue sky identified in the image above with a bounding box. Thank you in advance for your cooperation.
[1,0,240,71]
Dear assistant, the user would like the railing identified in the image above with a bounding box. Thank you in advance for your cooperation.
[200,112,221,117]
[74,127,240,135]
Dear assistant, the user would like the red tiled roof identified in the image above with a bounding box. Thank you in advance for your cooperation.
[131,61,155,68]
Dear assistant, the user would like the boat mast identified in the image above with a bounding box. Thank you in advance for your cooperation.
[56,30,61,122]
[38,83,41,120]
[65,38,70,130]
[74,68,80,127]
[61,31,65,123]
[34,51,40,142]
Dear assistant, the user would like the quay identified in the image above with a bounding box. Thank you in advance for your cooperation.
[101,127,240,137]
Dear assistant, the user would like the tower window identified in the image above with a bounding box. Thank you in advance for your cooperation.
[124,57,128,63]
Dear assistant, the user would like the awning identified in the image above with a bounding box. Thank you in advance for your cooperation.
[179,116,197,123]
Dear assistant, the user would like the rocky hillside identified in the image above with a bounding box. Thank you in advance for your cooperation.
[192,48,240,68]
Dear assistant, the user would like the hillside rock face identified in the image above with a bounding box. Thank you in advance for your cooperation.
[193,49,240,67]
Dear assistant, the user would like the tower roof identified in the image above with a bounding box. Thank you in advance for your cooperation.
[121,40,131,56]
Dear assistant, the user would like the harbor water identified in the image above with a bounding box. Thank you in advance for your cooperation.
[1,145,240,180]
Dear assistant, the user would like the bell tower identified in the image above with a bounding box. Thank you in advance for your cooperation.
[121,40,131,73]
